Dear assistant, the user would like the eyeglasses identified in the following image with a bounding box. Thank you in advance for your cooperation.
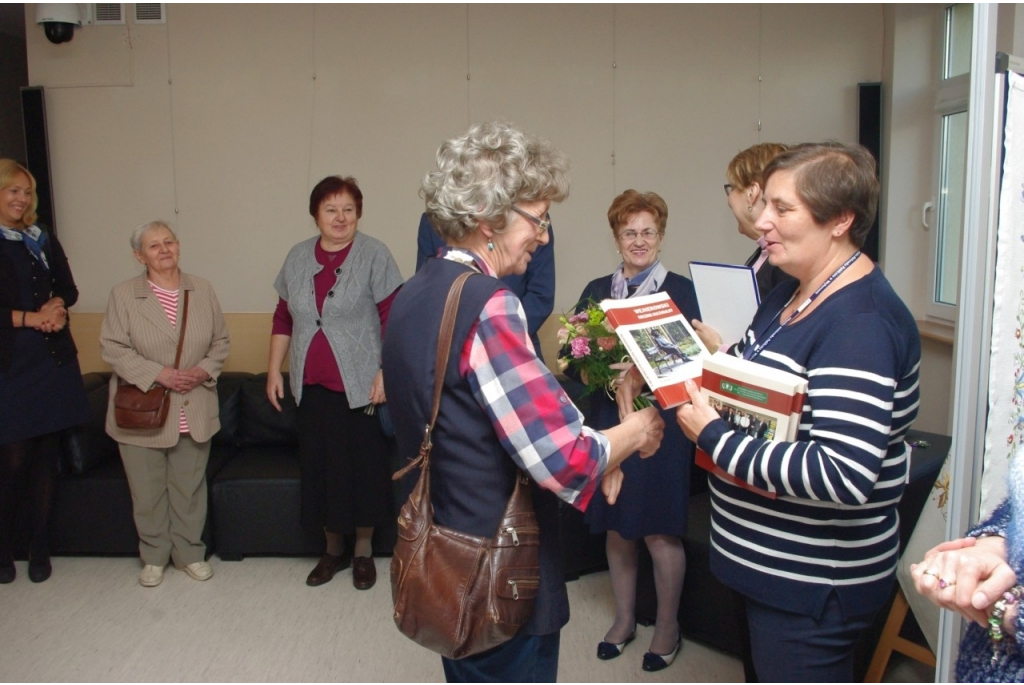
[618,229,661,242]
[511,205,551,235]
[723,184,735,197]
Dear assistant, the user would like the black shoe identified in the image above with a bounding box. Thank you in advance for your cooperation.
[0,559,14,584]
[28,554,51,583]
[642,636,681,672]
[596,629,636,660]
[306,551,352,587]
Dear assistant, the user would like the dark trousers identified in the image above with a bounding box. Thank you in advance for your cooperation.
[442,631,560,683]
[745,591,876,682]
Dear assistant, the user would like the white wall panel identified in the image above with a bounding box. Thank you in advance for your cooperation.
[467,4,614,310]
[25,3,886,315]
[307,3,469,279]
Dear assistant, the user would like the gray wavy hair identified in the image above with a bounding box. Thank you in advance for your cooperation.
[130,220,176,251]
[421,121,570,243]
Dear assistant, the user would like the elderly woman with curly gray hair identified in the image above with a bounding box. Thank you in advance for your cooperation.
[382,122,665,682]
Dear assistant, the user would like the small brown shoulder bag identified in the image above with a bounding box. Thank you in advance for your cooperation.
[389,272,540,660]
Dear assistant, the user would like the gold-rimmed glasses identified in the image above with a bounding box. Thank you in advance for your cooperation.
[511,205,551,235]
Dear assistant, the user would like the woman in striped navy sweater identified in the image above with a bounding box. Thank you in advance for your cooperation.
[675,143,921,681]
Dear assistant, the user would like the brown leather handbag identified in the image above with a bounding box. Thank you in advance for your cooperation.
[390,272,541,660]
[113,291,189,429]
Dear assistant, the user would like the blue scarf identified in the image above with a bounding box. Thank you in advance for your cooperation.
[1,224,49,271]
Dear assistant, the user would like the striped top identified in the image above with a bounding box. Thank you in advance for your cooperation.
[148,281,188,434]
[698,267,921,618]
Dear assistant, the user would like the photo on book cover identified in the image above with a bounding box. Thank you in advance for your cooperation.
[628,322,703,378]
[600,291,711,408]
[707,396,778,441]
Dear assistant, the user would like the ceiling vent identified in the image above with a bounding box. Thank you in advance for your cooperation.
[85,4,126,25]
[134,3,165,24]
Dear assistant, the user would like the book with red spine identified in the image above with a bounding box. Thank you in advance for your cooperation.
[599,292,711,408]
[601,293,808,499]
[695,352,808,499]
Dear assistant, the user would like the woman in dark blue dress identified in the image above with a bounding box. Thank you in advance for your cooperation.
[569,190,700,672]
[0,159,89,583]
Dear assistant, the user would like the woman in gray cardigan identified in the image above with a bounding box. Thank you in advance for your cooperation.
[101,221,230,588]
[267,176,403,590]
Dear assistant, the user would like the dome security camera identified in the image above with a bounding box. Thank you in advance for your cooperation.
[36,4,82,45]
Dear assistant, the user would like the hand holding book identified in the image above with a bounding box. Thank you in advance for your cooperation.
[691,319,723,352]
[613,363,648,420]
[676,378,721,443]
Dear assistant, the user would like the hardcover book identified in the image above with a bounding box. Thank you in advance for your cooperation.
[695,352,808,499]
[601,292,807,499]
[599,292,711,408]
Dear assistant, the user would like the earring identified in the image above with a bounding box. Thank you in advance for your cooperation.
[487,240,494,251]
[747,205,753,214]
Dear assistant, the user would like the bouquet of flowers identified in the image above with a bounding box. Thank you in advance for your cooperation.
[556,300,651,408]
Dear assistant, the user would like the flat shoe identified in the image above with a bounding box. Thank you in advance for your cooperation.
[306,552,351,587]
[596,630,635,660]
[352,555,376,590]
[28,558,52,583]
[28,549,52,583]
[139,564,165,587]
[183,561,213,581]
[0,560,14,584]
[642,637,681,672]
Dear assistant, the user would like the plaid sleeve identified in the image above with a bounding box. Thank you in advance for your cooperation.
[462,289,610,510]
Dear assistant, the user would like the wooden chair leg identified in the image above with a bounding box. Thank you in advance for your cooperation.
[864,588,936,682]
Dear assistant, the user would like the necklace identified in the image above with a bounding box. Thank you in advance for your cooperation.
[743,250,861,361]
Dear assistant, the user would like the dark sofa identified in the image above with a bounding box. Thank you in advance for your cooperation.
[30,371,610,579]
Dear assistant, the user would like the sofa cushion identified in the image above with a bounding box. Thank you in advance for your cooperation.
[238,373,298,447]
[213,372,252,447]
[63,375,120,476]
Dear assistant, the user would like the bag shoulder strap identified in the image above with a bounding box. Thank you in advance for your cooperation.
[393,271,473,479]
[172,290,190,370]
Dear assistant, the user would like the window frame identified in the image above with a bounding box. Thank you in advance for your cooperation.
[924,6,971,322]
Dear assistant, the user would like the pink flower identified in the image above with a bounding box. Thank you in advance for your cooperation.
[571,337,591,358]
[569,311,589,324]
[557,327,570,346]
[597,337,618,351]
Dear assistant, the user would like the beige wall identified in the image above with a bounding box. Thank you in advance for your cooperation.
[30,4,966,423]
[26,2,886,357]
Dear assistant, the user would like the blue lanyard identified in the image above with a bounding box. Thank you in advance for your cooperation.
[743,250,861,361]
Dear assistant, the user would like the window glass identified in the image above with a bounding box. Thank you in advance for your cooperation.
[936,110,968,306]
[943,4,972,79]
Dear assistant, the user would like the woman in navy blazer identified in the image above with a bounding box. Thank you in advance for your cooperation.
[566,190,700,672]
[0,159,89,584]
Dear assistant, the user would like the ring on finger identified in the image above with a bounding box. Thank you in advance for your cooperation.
[939,577,956,589]
[923,569,940,579]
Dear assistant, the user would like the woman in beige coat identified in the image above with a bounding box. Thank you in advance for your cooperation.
[101,221,230,587]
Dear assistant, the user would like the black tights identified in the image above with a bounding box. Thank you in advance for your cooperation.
[0,434,59,563]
